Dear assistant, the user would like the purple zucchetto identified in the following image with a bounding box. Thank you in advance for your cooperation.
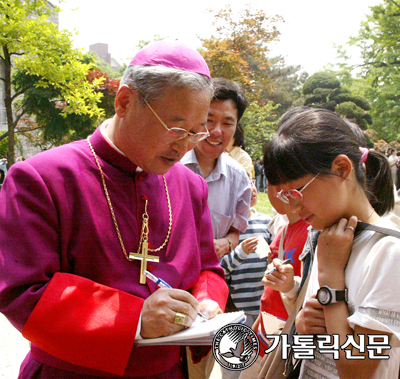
[129,40,211,78]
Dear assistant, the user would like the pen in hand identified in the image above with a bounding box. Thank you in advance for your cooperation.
[143,270,208,322]
[265,258,292,276]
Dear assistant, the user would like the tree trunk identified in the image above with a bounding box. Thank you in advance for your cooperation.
[3,45,15,167]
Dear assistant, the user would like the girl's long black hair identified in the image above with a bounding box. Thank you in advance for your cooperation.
[263,107,394,216]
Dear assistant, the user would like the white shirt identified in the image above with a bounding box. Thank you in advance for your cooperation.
[181,150,251,239]
[300,218,400,379]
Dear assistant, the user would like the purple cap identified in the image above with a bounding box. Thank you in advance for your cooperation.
[129,40,210,78]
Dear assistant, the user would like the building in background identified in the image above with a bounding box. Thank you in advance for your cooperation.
[89,43,121,71]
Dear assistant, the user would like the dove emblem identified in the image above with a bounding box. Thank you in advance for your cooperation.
[212,323,259,371]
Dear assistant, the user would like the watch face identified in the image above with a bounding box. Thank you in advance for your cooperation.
[317,287,332,305]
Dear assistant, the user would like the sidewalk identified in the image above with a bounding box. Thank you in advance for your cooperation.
[0,313,30,378]
[0,313,221,378]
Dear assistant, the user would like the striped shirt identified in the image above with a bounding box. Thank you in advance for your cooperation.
[220,209,272,315]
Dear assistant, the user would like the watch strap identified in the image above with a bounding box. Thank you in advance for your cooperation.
[334,288,348,303]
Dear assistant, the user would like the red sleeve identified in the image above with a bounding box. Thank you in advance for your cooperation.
[189,271,229,364]
[22,273,142,376]
[190,270,228,312]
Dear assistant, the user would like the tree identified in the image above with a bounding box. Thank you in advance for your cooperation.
[82,51,121,79]
[303,71,372,129]
[13,71,97,146]
[260,55,308,117]
[86,69,120,120]
[201,4,284,100]
[337,0,400,141]
[12,51,120,149]
[0,0,103,165]
[241,102,278,159]
[200,4,292,157]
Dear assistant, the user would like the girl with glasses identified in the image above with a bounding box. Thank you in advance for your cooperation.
[261,107,399,379]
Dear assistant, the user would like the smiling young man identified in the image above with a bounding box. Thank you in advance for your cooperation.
[182,78,251,259]
[0,41,229,379]
[182,78,252,379]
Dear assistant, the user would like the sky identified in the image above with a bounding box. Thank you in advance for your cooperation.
[55,0,382,76]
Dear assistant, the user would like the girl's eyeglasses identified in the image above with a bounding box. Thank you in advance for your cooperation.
[276,173,320,204]
[144,98,210,143]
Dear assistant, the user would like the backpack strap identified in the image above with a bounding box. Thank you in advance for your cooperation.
[356,221,400,239]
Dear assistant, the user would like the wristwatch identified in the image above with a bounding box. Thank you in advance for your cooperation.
[316,285,348,306]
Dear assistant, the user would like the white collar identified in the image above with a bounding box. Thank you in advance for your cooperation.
[100,120,143,172]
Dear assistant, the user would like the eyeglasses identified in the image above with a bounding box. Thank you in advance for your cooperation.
[144,98,210,143]
[276,173,320,204]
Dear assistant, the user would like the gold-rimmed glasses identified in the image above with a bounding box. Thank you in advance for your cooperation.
[276,173,320,204]
[143,98,210,143]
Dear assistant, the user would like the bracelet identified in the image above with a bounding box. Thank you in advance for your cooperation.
[225,238,233,253]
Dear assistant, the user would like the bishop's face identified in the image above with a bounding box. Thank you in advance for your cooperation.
[116,85,211,175]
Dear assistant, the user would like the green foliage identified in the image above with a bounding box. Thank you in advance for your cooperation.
[117,64,127,77]
[13,71,97,145]
[0,138,8,158]
[81,52,121,79]
[303,71,372,129]
[260,55,308,117]
[12,64,120,147]
[254,192,273,217]
[336,0,400,142]
[0,133,21,156]
[303,72,341,95]
[335,102,369,129]
[241,102,278,159]
[0,0,104,164]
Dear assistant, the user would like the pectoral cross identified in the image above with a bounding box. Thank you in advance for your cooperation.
[129,199,159,284]
[129,241,159,284]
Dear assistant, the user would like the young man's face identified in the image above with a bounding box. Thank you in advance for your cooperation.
[194,99,238,162]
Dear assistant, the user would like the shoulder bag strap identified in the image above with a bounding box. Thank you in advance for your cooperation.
[356,221,400,239]
[258,274,310,379]
[278,224,288,260]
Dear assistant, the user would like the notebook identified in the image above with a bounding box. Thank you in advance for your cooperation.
[135,311,246,346]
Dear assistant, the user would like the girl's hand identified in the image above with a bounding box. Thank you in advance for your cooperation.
[241,237,259,254]
[317,216,357,284]
[267,250,275,264]
[262,258,295,293]
[295,294,326,334]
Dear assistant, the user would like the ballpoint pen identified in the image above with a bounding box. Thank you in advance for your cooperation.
[265,258,293,276]
[143,270,208,322]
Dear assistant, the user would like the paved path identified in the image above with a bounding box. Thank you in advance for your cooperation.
[0,313,221,378]
[0,313,30,378]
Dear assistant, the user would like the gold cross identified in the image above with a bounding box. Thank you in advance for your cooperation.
[129,241,160,284]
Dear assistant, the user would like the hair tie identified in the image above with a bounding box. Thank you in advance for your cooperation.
[359,147,369,164]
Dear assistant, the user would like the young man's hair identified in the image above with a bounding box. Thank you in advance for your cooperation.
[211,78,248,122]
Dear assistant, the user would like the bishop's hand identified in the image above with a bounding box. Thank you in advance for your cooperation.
[140,288,200,338]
